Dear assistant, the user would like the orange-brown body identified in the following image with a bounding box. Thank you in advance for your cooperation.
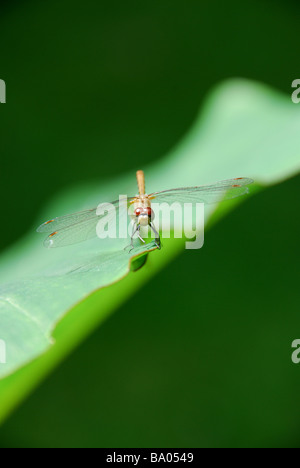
[131,171,154,226]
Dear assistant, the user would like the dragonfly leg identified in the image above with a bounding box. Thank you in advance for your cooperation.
[150,222,161,250]
[124,223,145,252]
[124,222,137,252]
[137,224,146,244]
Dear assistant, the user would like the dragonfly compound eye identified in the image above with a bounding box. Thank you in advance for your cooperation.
[134,208,142,217]
[145,207,154,220]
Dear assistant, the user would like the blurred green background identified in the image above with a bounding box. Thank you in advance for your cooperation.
[0,0,300,448]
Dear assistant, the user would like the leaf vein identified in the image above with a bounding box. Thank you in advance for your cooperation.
[0,297,45,335]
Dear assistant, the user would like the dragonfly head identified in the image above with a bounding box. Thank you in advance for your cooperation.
[134,207,154,226]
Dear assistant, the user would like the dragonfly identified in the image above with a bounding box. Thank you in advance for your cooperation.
[37,171,254,250]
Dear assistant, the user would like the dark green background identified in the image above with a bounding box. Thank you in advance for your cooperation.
[0,0,299,448]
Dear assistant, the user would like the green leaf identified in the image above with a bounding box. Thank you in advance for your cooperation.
[0,79,299,423]
[0,241,157,376]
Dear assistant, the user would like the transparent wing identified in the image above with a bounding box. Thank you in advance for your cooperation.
[37,208,99,233]
[44,215,105,248]
[150,178,254,205]
[38,198,134,248]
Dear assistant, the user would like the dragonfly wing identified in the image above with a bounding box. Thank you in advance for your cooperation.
[37,197,134,233]
[150,178,254,205]
[44,215,102,248]
[37,208,98,233]
[41,197,134,248]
